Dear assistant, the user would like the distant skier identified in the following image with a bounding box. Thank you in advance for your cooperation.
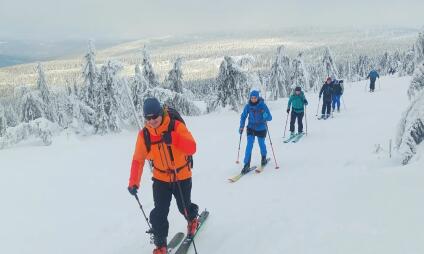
[319,77,334,119]
[331,78,344,112]
[127,97,199,254]
[366,69,380,92]
[239,90,272,173]
[286,86,308,137]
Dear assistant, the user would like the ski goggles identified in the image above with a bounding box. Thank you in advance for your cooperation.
[144,114,160,121]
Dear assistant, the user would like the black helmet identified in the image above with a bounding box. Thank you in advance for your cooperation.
[294,86,301,92]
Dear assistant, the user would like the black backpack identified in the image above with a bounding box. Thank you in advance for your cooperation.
[142,105,194,169]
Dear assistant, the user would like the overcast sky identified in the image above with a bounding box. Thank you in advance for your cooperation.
[0,0,423,40]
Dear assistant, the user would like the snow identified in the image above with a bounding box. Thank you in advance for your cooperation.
[1,76,423,254]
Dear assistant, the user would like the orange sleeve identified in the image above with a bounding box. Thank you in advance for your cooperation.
[128,131,148,188]
[172,122,196,155]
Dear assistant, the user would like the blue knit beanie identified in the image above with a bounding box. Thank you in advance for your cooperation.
[143,97,163,116]
[250,90,259,98]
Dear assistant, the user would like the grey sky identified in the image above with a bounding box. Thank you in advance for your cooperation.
[0,0,423,40]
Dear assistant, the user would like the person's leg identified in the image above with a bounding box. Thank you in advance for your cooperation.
[173,178,199,221]
[289,110,296,133]
[258,136,267,157]
[321,101,326,117]
[326,101,331,116]
[150,179,173,247]
[336,95,341,111]
[332,96,336,111]
[297,112,304,133]
[243,134,255,165]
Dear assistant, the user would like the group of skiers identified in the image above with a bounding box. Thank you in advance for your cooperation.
[126,69,380,254]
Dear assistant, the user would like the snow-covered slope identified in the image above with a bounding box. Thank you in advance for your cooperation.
[1,76,423,254]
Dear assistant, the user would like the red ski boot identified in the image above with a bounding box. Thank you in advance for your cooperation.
[153,246,167,254]
[187,218,199,237]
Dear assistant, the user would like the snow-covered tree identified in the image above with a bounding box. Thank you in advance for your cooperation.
[165,57,184,93]
[0,104,6,137]
[269,46,291,100]
[400,49,416,76]
[21,90,45,123]
[0,118,57,149]
[94,60,125,134]
[396,90,424,165]
[142,47,159,88]
[415,31,424,63]
[356,55,371,78]
[142,87,201,116]
[322,47,338,78]
[208,56,250,112]
[82,40,98,107]
[4,105,18,128]
[291,52,309,92]
[36,63,56,122]
[131,64,149,118]
[407,62,424,99]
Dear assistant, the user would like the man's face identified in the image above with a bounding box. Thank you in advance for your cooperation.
[250,96,258,103]
[295,90,301,95]
[326,79,331,84]
[145,114,163,128]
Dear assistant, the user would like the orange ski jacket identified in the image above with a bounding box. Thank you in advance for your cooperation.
[128,114,196,187]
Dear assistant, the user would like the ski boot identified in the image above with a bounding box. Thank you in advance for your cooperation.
[153,236,167,254]
[153,246,167,254]
[261,156,268,167]
[241,162,250,174]
[187,217,199,238]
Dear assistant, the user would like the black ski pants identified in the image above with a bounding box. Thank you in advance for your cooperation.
[289,111,304,133]
[150,178,198,240]
[321,100,332,116]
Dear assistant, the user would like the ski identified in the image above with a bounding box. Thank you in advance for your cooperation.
[291,133,304,143]
[174,210,209,254]
[228,166,257,183]
[167,232,185,253]
[283,135,297,143]
[255,158,271,173]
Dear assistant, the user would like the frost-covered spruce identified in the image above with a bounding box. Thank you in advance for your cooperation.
[209,56,250,112]
[0,118,58,149]
[401,49,416,76]
[142,87,200,116]
[165,57,184,94]
[415,31,424,63]
[21,90,46,123]
[36,63,57,122]
[269,46,291,100]
[291,52,309,92]
[142,46,159,88]
[0,104,6,137]
[322,47,338,78]
[82,40,98,108]
[94,60,126,134]
[407,62,424,100]
[131,64,149,118]
[396,90,424,165]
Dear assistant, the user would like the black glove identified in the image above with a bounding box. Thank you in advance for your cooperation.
[128,185,138,196]
[286,108,290,113]
[162,132,172,145]
[239,127,244,134]
[304,100,308,106]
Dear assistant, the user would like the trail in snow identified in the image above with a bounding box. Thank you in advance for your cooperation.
[0,76,423,254]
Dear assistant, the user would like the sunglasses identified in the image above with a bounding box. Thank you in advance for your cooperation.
[144,114,160,121]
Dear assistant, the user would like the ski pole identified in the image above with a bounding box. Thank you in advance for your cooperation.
[315,97,321,117]
[342,96,347,110]
[236,133,242,164]
[304,105,308,136]
[282,111,289,138]
[265,122,280,169]
[163,144,199,254]
[134,194,153,232]
[378,79,381,90]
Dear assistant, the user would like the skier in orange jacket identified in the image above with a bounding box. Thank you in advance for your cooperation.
[128,97,198,254]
